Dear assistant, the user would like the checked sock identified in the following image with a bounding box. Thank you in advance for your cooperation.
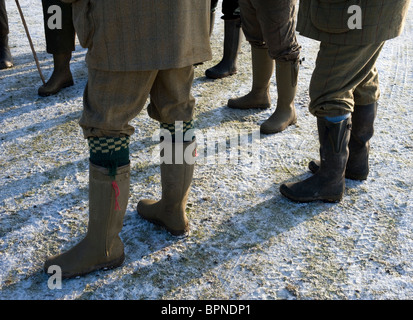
[88,136,130,177]
[88,136,130,211]
[160,120,195,142]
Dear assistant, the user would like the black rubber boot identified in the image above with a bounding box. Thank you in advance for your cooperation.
[280,117,352,203]
[0,35,13,69]
[308,103,377,180]
[38,52,74,97]
[205,18,241,79]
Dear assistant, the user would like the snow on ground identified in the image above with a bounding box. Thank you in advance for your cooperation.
[0,0,412,300]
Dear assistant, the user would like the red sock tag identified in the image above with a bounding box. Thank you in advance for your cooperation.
[112,181,121,211]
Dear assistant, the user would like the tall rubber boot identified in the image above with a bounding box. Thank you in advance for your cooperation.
[308,103,377,180]
[0,35,13,69]
[44,162,130,279]
[137,140,196,236]
[205,18,242,79]
[260,59,299,134]
[228,46,274,109]
[280,117,352,202]
[38,52,74,97]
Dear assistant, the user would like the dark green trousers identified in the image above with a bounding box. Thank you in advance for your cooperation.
[309,41,385,118]
[239,0,300,62]
[0,0,8,37]
[211,0,240,20]
[41,0,75,54]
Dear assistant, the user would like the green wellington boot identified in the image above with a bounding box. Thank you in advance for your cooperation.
[137,140,196,236]
[260,59,299,134]
[228,46,274,109]
[44,162,130,279]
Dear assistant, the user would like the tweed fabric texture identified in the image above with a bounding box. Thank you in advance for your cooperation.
[239,0,300,61]
[80,66,195,138]
[63,0,212,71]
[297,0,410,45]
[309,41,384,117]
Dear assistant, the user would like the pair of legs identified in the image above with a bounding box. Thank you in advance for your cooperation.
[205,0,242,79]
[0,0,74,95]
[44,66,197,278]
[39,0,75,96]
[229,0,301,134]
[0,0,12,69]
[280,41,384,202]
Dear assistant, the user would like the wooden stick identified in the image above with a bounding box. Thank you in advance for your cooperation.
[15,0,46,84]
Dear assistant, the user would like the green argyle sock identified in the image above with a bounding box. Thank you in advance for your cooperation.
[160,120,195,142]
[88,136,130,177]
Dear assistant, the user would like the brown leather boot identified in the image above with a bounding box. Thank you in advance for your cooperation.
[308,103,377,180]
[260,59,299,134]
[38,52,74,97]
[280,117,352,203]
[228,46,274,109]
[205,18,242,79]
[44,162,130,279]
[0,35,13,69]
[137,140,196,236]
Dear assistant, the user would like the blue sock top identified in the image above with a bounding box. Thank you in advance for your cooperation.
[325,113,350,123]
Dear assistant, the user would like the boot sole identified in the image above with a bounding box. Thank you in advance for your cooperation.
[279,184,342,203]
[260,118,297,134]
[55,253,125,279]
[227,103,271,110]
[205,70,237,79]
[38,80,74,97]
[0,61,13,69]
[137,211,188,237]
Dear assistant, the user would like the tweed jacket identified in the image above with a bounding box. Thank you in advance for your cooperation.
[61,0,212,71]
[297,0,411,45]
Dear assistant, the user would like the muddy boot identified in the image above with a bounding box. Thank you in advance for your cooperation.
[228,46,274,109]
[44,162,130,279]
[260,59,299,134]
[205,18,241,79]
[280,117,352,203]
[38,52,74,97]
[137,140,196,236]
[308,103,377,180]
[0,35,13,69]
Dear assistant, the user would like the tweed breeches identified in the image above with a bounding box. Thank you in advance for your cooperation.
[238,0,300,61]
[309,42,384,117]
[80,66,196,138]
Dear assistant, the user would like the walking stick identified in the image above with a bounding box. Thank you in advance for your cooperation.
[15,0,46,85]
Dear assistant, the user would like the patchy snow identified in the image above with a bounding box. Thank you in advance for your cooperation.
[0,0,412,300]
